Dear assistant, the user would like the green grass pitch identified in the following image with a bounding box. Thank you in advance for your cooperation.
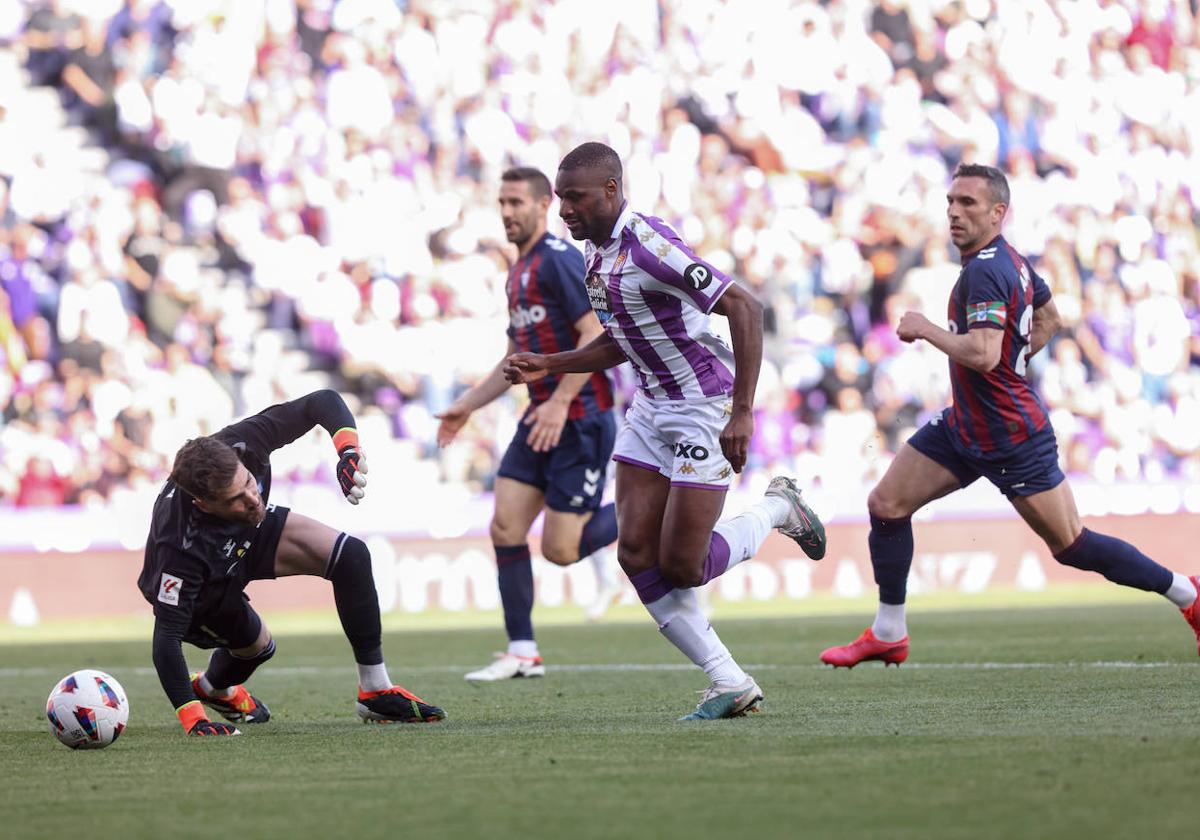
[2,602,1196,839]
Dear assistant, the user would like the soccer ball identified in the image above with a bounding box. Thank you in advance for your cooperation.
[45,669,129,750]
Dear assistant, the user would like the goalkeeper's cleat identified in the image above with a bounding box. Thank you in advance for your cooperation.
[679,678,763,721]
[820,628,909,668]
[191,674,271,723]
[765,476,826,560]
[464,653,545,682]
[356,685,445,723]
[1180,575,1200,656]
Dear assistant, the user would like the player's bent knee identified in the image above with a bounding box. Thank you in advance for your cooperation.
[325,534,370,581]
[540,540,579,567]
[661,560,703,589]
[867,486,906,521]
[489,518,526,547]
[232,632,275,660]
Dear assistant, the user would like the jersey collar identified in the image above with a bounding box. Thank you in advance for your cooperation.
[960,234,1003,266]
[601,202,633,248]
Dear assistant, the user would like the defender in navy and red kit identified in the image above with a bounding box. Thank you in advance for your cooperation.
[909,233,1062,498]
[437,167,621,682]
[140,390,444,737]
[821,164,1200,669]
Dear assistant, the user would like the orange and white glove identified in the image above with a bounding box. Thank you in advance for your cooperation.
[333,428,368,505]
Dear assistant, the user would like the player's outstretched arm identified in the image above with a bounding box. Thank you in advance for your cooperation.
[1029,298,1062,358]
[504,330,625,384]
[436,340,518,446]
[151,612,239,737]
[712,284,764,473]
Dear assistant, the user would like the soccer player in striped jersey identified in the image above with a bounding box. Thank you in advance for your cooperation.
[437,167,621,682]
[820,163,1200,668]
[505,143,826,720]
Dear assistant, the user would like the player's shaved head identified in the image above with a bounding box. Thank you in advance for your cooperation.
[501,166,552,200]
[558,142,623,182]
[555,143,624,245]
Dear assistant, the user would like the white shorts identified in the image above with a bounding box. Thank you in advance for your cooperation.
[613,392,735,489]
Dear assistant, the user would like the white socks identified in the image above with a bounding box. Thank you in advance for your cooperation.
[644,588,748,689]
[712,495,789,571]
[357,662,393,693]
[872,602,908,642]
[508,640,539,659]
[1164,573,1198,610]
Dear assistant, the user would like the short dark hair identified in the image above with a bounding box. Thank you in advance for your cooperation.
[953,163,1010,207]
[558,142,622,181]
[170,436,241,501]
[501,166,551,199]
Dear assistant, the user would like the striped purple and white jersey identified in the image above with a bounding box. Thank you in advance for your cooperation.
[583,203,736,402]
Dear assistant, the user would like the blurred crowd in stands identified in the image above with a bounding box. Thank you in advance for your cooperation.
[0,0,1197,512]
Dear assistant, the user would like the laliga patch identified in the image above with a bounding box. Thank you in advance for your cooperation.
[158,573,182,606]
[684,263,712,291]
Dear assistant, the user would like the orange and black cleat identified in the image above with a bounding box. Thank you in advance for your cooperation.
[191,674,271,724]
[356,685,446,724]
[820,628,909,668]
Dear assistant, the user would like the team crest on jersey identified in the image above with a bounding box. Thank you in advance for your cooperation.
[1017,261,1030,291]
[519,269,531,289]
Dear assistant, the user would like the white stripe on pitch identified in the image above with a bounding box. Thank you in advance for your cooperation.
[2,661,1193,679]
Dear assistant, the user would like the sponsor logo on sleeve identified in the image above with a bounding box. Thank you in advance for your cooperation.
[684,263,712,291]
[158,573,182,606]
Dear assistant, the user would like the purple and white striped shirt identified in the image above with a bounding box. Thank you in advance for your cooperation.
[583,204,736,401]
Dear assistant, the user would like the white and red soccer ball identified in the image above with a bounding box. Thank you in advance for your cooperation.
[46,669,129,750]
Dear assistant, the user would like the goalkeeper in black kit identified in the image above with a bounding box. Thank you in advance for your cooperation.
[137,390,445,737]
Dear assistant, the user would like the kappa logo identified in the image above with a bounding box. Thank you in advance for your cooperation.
[684,263,712,291]
[976,247,997,261]
[546,237,568,252]
[674,443,709,460]
[158,573,182,606]
[677,462,697,476]
[718,467,732,480]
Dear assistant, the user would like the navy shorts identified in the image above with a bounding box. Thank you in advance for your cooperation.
[182,504,289,649]
[907,409,1065,499]
[498,410,616,513]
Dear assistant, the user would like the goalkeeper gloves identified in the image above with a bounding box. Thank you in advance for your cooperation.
[177,701,240,737]
[332,428,368,504]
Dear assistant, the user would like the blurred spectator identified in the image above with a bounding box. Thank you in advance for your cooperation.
[0,0,1195,513]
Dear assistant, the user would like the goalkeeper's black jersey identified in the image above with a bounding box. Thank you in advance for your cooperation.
[137,390,355,711]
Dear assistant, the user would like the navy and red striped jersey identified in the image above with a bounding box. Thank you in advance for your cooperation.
[945,235,1053,454]
[506,232,614,420]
